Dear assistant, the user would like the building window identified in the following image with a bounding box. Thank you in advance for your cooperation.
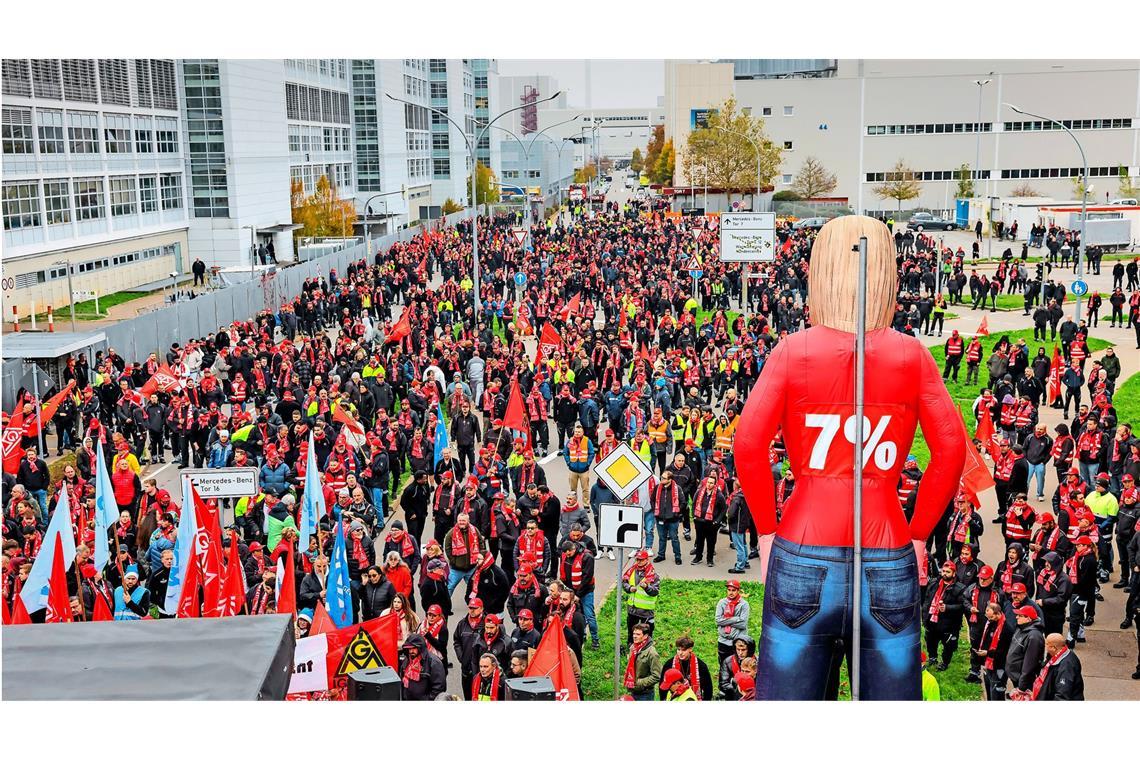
[432,133,449,150]
[110,177,137,216]
[526,170,541,179]
[43,180,71,224]
[2,182,40,230]
[160,174,183,210]
[150,59,178,110]
[432,158,450,179]
[31,59,62,99]
[36,110,65,154]
[783,106,794,116]
[783,140,794,150]
[429,59,446,73]
[324,127,334,152]
[288,124,300,153]
[781,174,793,184]
[74,177,105,220]
[60,59,98,102]
[68,111,100,154]
[134,116,153,154]
[155,117,178,153]
[98,59,131,106]
[761,107,772,117]
[103,114,133,154]
[1,108,34,154]
[139,176,158,212]
[430,81,448,99]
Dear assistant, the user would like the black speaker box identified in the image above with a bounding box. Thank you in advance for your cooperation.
[347,667,402,701]
[506,676,556,701]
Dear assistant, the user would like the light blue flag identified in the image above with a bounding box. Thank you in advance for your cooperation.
[326,520,354,628]
[164,476,198,614]
[20,483,76,613]
[433,403,449,466]
[299,431,324,548]
[93,440,119,571]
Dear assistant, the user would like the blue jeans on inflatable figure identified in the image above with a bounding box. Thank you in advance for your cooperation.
[756,537,921,700]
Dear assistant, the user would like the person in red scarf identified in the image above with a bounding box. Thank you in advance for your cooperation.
[382,520,420,578]
[470,652,505,701]
[1029,633,1084,700]
[416,604,449,664]
[399,634,446,701]
[624,622,662,701]
[506,561,545,627]
[452,597,485,700]
[443,511,486,596]
[947,490,984,559]
[513,518,550,581]
[1066,535,1098,646]
[345,520,375,583]
[657,635,713,701]
[691,473,727,567]
[922,561,966,670]
[973,601,1013,700]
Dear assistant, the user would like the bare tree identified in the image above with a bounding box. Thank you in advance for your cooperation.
[791,156,837,199]
[873,159,921,213]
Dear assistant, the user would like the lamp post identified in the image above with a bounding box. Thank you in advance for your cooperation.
[241,225,256,280]
[363,189,404,259]
[1005,103,1089,321]
[491,115,581,248]
[386,90,561,315]
[55,259,77,333]
[972,78,992,199]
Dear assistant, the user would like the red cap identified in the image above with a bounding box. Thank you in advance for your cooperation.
[485,614,501,625]
[977,565,994,580]
[1015,605,1038,620]
[635,549,650,560]
[661,668,685,689]
[466,476,479,489]
[469,598,484,609]
[1074,535,1094,546]
[427,604,443,616]
[941,560,957,571]
[1038,512,1055,523]
[518,609,534,619]
[725,579,741,590]
[684,438,695,447]
[1009,582,1027,594]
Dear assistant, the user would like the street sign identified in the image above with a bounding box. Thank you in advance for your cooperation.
[691,227,703,239]
[689,269,703,279]
[514,271,527,287]
[720,212,777,262]
[180,467,259,499]
[599,503,644,550]
[594,442,653,500]
[511,227,527,244]
[71,290,97,301]
[1069,279,1088,297]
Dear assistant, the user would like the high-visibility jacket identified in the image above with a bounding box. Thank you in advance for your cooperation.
[946,337,964,357]
[1000,401,1017,428]
[1004,506,1034,541]
[114,586,146,621]
[1014,400,1034,428]
[714,419,737,450]
[647,421,669,445]
[627,570,658,612]
[666,688,698,702]
[922,670,941,701]
[633,439,652,464]
[567,436,590,465]
[966,341,982,362]
[671,412,687,442]
[1085,491,1119,519]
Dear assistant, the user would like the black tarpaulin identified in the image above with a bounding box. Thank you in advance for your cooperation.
[1,614,295,700]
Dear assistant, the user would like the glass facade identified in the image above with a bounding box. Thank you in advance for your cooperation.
[182,59,229,218]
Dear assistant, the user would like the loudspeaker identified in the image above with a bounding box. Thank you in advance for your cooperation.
[347,667,402,701]
[506,676,556,701]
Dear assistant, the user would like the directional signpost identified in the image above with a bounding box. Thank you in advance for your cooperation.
[180,467,259,526]
[720,212,777,317]
[514,271,527,288]
[593,443,654,698]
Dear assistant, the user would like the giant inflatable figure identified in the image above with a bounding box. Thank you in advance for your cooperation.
[735,216,967,700]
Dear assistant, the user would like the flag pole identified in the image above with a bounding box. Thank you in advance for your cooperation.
[852,235,868,702]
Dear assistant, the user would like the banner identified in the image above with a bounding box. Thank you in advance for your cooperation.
[287,614,400,696]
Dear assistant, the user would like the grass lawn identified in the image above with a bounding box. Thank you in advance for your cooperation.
[46,291,152,321]
[582,578,979,700]
[696,309,742,340]
[1113,372,1140,425]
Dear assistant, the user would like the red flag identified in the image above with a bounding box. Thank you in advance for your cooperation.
[525,617,580,700]
[2,406,27,475]
[516,310,532,336]
[558,292,581,322]
[218,537,246,617]
[974,409,1001,461]
[9,593,32,625]
[976,316,990,336]
[140,364,180,397]
[960,431,997,500]
[193,490,223,617]
[502,376,529,447]
[92,589,114,622]
[311,601,337,635]
[24,381,76,439]
[276,541,297,617]
[44,533,73,623]
[536,322,563,364]
[1047,346,1063,405]
[332,404,367,450]
[324,612,400,693]
[176,552,201,618]
[384,309,411,345]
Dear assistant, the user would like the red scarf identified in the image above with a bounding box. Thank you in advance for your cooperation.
[411,438,424,460]
[517,531,545,566]
[950,509,972,544]
[433,484,457,514]
[624,637,650,689]
[351,534,369,568]
[672,653,703,700]
[450,524,480,557]
[402,650,423,686]
[1030,646,1069,700]
[653,482,680,517]
[1000,563,1015,591]
[693,483,717,521]
[470,666,502,701]
[1037,565,1058,593]
[928,578,950,623]
[390,530,415,559]
[557,599,578,629]
[561,552,584,590]
[1065,554,1080,584]
[981,614,1005,670]
[723,595,741,635]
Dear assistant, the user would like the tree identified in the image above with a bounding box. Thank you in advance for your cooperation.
[643,125,664,178]
[290,175,355,238]
[1118,165,1139,200]
[1010,183,1042,198]
[1070,174,1092,201]
[873,159,921,213]
[791,156,837,199]
[954,163,975,198]
[771,190,804,202]
[467,160,500,211]
[573,164,597,184]
[441,198,464,215]
[652,139,675,186]
[682,96,783,204]
[630,148,644,174]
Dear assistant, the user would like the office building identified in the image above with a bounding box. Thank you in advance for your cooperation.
[2,58,190,313]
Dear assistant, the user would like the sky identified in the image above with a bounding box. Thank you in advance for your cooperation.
[496,60,665,109]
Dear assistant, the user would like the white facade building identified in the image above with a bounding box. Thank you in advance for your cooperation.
[2,58,190,312]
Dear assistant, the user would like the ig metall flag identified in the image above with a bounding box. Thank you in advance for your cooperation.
[298,431,324,548]
[165,476,199,614]
[93,439,120,571]
[326,519,354,628]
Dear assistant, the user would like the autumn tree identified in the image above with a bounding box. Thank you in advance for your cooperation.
[955,163,975,198]
[1010,183,1042,198]
[652,139,675,185]
[643,125,664,177]
[290,175,356,238]
[573,164,597,184]
[630,148,644,174]
[791,156,837,199]
[1117,165,1139,200]
[467,160,500,211]
[441,198,464,215]
[683,96,782,204]
[873,160,921,213]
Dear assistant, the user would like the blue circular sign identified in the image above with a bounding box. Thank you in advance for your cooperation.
[514,271,527,287]
[1069,279,1088,297]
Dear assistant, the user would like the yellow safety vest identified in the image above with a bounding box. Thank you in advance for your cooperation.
[628,570,657,612]
[666,688,697,702]
[633,439,652,464]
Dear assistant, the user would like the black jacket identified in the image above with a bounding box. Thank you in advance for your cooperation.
[399,634,447,701]
[360,577,396,620]
[725,491,753,534]
[1005,619,1045,690]
[1035,649,1084,700]
[922,577,965,631]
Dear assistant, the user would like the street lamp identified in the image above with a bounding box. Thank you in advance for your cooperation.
[1005,102,1089,321]
[241,225,256,279]
[386,91,560,314]
[54,259,77,333]
[491,115,581,248]
[972,77,992,199]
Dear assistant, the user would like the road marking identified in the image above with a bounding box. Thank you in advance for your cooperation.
[146,461,177,481]
[539,452,560,465]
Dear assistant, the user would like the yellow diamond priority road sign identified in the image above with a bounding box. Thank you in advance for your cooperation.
[594,442,653,500]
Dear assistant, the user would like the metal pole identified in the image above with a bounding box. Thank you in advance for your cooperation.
[852,235,869,702]
[973,83,985,198]
[613,545,624,700]
[30,362,45,458]
[64,262,77,333]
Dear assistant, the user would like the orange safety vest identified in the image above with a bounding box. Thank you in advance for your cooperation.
[568,436,589,464]
[714,420,737,450]
[647,421,669,444]
[966,342,982,362]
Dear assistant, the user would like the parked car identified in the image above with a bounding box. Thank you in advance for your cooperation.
[792,217,828,230]
[906,212,957,230]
